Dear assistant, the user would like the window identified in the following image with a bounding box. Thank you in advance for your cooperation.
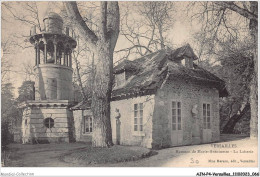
[115,72,125,86]
[84,116,93,133]
[181,57,193,68]
[203,103,211,129]
[181,59,186,66]
[134,103,143,132]
[172,101,181,130]
[44,118,54,128]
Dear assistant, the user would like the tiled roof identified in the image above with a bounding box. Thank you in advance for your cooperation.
[168,44,198,60]
[113,59,141,74]
[70,100,91,110]
[112,44,228,100]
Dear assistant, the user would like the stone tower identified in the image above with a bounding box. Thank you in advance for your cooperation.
[19,12,77,143]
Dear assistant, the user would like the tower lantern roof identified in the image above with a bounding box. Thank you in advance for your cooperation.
[29,11,77,48]
[43,12,63,23]
[43,12,63,34]
[29,11,77,69]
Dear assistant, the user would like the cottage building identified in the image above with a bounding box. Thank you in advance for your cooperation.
[73,44,228,149]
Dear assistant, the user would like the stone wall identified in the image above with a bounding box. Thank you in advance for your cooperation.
[152,92,171,149]
[22,105,75,143]
[110,95,155,148]
[152,78,220,148]
[34,64,73,101]
[73,110,92,142]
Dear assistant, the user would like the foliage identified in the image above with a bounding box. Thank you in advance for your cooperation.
[198,38,253,133]
[17,81,35,103]
[218,41,253,133]
[1,121,10,151]
[189,2,257,135]
[1,83,21,150]
[1,83,18,122]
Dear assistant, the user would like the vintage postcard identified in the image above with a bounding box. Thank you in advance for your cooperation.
[1,1,259,176]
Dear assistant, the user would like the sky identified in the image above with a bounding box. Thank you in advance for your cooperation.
[1,1,199,97]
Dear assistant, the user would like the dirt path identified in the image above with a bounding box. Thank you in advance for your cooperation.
[4,135,258,167]
[108,136,258,167]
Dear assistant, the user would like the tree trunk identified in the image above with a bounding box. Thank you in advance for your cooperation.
[158,25,165,49]
[249,2,258,139]
[91,41,114,147]
[222,103,250,134]
[249,77,257,138]
[65,1,119,147]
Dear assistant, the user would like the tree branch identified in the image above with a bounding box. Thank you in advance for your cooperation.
[115,45,152,54]
[64,1,98,47]
[215,2,258,21]
[100,1,107,39]
[106,2,120,51]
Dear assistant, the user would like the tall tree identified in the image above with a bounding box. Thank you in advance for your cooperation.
[1,39,13,85]
[1,83,21,149]
[190,2,258,138]
[64,2,120,147]
[17,81,35,103]
[247,2,258,138]
[137,1,175,50]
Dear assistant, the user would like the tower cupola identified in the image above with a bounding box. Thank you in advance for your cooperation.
[43,12,64,34]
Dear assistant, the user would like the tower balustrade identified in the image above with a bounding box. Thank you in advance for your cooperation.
[29,12,77,68]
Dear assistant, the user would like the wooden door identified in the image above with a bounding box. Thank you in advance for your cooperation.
[170,101,183,146]
[202,129,212,143]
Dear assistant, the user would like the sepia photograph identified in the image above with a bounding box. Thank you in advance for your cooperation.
[1,1,259,176]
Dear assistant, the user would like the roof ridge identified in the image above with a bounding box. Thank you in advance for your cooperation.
[195,65,224,82]
[132,49,166,62]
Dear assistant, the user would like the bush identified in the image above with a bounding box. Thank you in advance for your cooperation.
[1,121,11,152]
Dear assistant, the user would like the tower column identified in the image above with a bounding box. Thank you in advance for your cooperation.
[63,50,65,65]
[43,36,47,63]
[65,51,68,66]
[69,50,72,67]
[54,42,57,64]
[37,45,40,65]
[44,44,47,63]
[53,35,57,64]
[58,51,62,65]
[34,38,40,66]
[35,44,38,66]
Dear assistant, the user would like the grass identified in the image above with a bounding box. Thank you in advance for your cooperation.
[62,145,155,165]
[3,142,90,167]
[3,143,155,166]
